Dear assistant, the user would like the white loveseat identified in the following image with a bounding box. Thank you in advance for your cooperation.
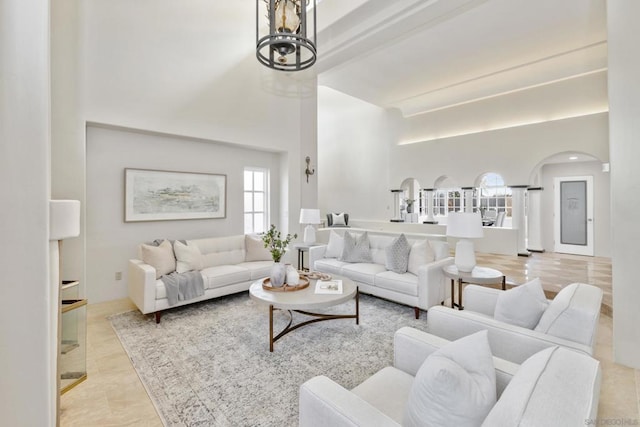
[129,234,274,322]
[309,230,453,318]
[426,282,603,364]
[299,327,601,426]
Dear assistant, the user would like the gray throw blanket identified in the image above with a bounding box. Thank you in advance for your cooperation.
[161,271,205,307]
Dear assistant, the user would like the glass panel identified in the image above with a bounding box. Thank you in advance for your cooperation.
[244,170,253,191]
[254,172,264,191]
[254,193,264,212]
[244,192,253,212]
[254,213,265,233]
[560,181,587,245]
[60,300,87,394]
[244,214,253,234]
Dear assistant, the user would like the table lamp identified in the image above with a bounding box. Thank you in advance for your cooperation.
[299,208,321,244]
[446,212,484,272]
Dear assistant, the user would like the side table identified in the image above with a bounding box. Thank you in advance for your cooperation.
[442,265,506,310]
[293,243,321,271]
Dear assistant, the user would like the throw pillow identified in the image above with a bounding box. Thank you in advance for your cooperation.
[245,234,272,262]
[385,234,411,274]
[331,212,347,226]
[340,231,373,263]
[325,231,345,258]
[174,240,204,273]
[404,330,497,427]
[407,240,436,275]
[494,278,549,329]
[141,239,176,279]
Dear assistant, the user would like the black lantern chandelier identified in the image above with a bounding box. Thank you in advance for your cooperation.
[256,0,317,72]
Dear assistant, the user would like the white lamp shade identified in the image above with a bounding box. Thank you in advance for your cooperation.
[299,208,321,225]
[446,212,484,238]
[49,200,81,241]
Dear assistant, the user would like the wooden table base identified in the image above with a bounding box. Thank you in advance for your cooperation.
[268,289,359,352]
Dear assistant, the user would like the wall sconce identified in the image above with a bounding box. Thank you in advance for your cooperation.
[305,156,315,183]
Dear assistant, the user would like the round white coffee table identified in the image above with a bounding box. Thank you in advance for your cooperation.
[249,276,359,352]
[442,265,506,310]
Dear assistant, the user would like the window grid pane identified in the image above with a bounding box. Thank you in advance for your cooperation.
[244,168,269,234]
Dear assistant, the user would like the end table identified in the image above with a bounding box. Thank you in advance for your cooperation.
[442,265,506,310]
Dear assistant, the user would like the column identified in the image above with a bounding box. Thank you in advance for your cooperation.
[608,0,640,368]
[422,188,438,224]
[390,189,404,222]
[462,187,474,213]
[510,186,529,256]
[526,187,544,252]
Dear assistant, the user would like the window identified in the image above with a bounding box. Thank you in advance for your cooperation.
[244,168,269,234]
[476,173,512,217]
[434,189,462,215]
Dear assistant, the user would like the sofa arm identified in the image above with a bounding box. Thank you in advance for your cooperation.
[416,256,454,309]
[393,327,450,376]
[463,285,501,316]
[309,244,327,271]
[299,376,399,427]
[128,259,158,314]
[426,305,592,364]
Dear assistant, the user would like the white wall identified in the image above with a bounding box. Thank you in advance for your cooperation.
[0,0,56,424]
[317,86,398,219]
[86,125,283,303]
[540,161,611,257]
[390,113,609,189]
[608,1,640,368]
[50,1,318,302]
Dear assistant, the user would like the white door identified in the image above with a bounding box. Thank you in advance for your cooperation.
[554,176,594,256]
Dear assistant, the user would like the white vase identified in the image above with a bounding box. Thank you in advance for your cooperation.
[270,262,286,287]
[285,264,299,285]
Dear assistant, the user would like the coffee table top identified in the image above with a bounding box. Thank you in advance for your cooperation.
[249,276,357,310]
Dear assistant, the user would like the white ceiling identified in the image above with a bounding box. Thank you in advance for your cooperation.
[315,0,607,117]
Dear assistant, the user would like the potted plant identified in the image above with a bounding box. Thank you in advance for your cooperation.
[262,224,297,287]
[405,198,416,213]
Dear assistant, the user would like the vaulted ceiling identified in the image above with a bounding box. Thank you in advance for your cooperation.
[315,0,607,117]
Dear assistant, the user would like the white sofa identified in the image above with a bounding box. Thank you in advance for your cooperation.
[299,327,601,426]
[309,230,453,318]
[129,234,274,323]
[426,282,603,364]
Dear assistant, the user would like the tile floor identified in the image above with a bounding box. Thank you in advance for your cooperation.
[60,252,639,425]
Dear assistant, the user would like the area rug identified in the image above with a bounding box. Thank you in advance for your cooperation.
[110,292,428,426]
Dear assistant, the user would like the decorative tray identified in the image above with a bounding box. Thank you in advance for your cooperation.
[299,271,332,281]
[262,277,310,292]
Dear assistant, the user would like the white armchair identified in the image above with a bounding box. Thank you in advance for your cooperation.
[299,327,601,426]
[426,282,603,364]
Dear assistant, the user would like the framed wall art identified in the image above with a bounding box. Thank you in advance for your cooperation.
[124,168,226,222]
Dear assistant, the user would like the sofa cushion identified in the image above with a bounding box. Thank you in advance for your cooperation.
[244,234,271,262]
[369,235,392,265]
[430,240,450,261]
[404,330,496,427]
[384,234,411,273]
[174,240,204,273]
[375,271,418,296]
[534,283,601,346]
[314,258,348,276]
[351,366,414,424]
[340,231,373,263]
[341,263,387,286]
[330,212,347,226]
[407,240,435,275]
[141,240,176,279]
[236,261,273,280]
[189,235,246,268]
[494,278,549,329]
[324,231,344,258]
[200,265,251,289]
[482,346,600,426]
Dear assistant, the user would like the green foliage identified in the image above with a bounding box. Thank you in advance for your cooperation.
[261,224,297,263]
